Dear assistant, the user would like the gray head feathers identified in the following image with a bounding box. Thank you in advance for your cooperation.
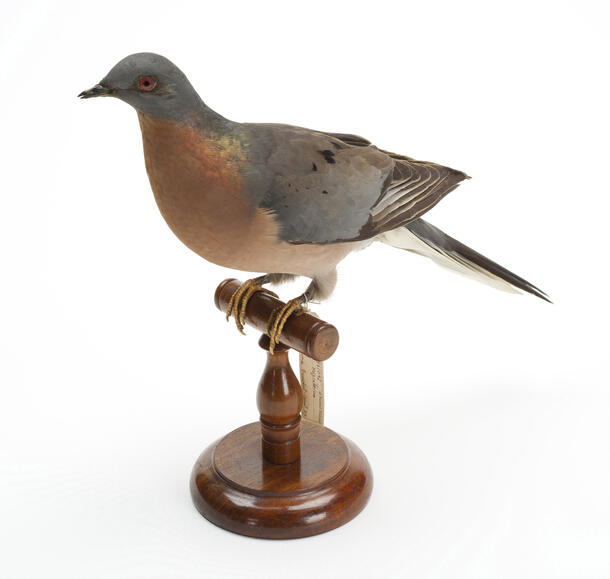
[87,52,206,120]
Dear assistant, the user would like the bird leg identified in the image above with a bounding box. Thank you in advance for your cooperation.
[266,293,311,355]
[265,275,334,354]
[225,275,278,334]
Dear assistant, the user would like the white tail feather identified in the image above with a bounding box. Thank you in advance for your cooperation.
[378,227,521,294]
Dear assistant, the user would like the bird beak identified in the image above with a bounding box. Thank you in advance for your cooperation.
[78,84,114,99]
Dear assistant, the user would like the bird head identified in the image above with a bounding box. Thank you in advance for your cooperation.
[78,52,203,119]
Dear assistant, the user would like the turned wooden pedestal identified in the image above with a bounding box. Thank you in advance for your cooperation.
[189,279,373,539]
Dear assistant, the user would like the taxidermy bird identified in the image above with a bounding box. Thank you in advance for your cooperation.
[79,53,549,352]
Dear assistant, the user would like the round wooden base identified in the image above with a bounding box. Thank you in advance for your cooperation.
[190,421,373,539]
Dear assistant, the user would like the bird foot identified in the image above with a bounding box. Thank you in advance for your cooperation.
[226,277,277,334]
[266,297,306,354]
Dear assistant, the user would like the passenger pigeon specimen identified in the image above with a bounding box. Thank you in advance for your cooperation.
[79,53,548,352]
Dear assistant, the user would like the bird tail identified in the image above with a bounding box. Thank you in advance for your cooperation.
[378,218,550,302]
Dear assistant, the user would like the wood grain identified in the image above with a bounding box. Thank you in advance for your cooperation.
[256,335,303,464]
[190,421,373,539]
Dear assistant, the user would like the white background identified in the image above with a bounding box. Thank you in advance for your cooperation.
[1,1,609,577]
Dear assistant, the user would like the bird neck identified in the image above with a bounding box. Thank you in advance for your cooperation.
[184,100,237,135]
[137,110,246,194]
[132,86,236,135]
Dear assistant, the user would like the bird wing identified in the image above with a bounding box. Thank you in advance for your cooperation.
[246,124,468,244]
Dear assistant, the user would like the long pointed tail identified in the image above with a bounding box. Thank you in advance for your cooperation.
[378,218,550,302]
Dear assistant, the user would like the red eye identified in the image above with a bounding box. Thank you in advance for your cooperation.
[138,76,157,91]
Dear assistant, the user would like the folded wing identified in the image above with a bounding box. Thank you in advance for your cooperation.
[249,124,468,244]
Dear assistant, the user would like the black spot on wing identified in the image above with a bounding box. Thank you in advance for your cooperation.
[312,162,317,171]
[318,149,336,164]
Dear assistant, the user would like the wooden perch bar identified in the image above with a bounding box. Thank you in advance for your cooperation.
[214,278,339,361]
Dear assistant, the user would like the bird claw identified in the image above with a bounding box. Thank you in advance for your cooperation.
[225,278,305,353]
[225,278,277,334]
[266,297,305,354]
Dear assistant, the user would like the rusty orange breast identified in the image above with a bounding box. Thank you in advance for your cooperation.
[137,113,255,266]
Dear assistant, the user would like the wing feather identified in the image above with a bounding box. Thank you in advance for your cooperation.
[250,125,469,244]
[325,131,469,238]
[359,159,469,238]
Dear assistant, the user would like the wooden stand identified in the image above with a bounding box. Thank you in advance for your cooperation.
[190,279,373,539]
